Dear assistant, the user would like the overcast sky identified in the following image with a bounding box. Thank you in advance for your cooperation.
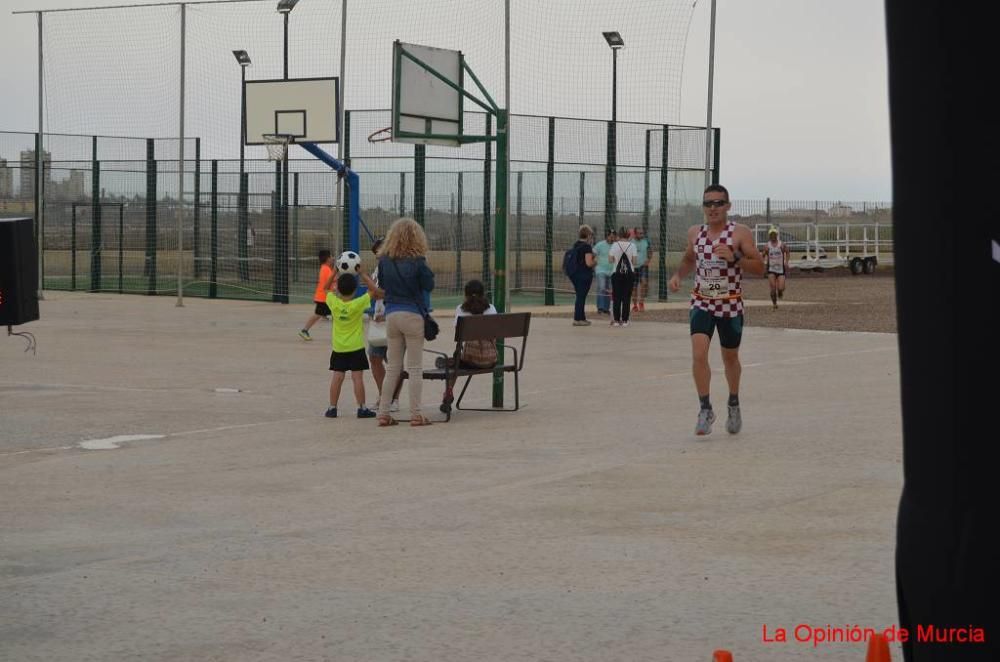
[0,0,891,201]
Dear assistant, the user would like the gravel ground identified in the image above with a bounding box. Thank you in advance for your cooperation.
[536,268,898,333]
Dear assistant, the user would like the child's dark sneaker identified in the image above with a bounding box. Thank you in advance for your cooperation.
[357,407,376,418]
[324,406,337,418]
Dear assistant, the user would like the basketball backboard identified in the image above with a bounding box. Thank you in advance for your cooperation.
[243,77,340,145]
[391,41,463,147]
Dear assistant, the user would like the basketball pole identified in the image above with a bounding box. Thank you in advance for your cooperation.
[36,11,44,301]
[334,0,347,253]
[491,0,511,408]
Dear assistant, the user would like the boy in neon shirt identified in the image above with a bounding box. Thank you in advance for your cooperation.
[324,268,382,418]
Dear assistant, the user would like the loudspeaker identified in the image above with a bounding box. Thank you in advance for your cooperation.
[0,217,40,326]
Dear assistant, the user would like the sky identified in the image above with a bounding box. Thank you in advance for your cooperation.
[0,0,892,202]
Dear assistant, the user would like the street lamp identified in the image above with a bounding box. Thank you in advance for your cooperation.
[602,31,624,123]
[276,0,299,80]
[233,49,251,282]
[602,31,623,233]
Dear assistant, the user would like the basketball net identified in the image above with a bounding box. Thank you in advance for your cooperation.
[263,133,293,161]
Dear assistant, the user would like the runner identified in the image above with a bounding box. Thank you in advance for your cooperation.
[763,227,790,309]
[668,185,765,436]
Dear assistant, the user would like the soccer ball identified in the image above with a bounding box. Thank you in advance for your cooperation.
[337,251,361,274]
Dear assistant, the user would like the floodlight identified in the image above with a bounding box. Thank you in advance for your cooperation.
[232,50,251,67]
[602,31,624,48]
[276,0,299,13]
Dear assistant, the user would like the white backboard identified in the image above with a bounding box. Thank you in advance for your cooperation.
[392,41,463,147]
[243,77,340,145]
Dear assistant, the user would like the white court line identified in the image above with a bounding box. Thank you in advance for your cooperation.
[0,418,310,458]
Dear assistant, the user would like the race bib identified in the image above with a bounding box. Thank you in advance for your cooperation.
[769,253,784,271]
[698,258,730,298]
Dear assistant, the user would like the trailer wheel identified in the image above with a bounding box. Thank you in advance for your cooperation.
[850,257,864,275]
[863,257,876,274]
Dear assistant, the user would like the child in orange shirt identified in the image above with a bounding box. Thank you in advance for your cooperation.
[299,249,334,341]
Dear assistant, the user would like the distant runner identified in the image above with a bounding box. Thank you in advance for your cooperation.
[763,227,790,309]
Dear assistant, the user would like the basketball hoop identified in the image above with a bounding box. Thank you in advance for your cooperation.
[262,133,293,161]
[367,126,392,143]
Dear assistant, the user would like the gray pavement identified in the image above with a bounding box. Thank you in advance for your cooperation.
[1,292,903,661]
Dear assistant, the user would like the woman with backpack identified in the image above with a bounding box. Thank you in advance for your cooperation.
[565,225,597,326]
[608,225,639,327]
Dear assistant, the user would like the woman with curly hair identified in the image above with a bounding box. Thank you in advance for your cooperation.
[375,217,436,427]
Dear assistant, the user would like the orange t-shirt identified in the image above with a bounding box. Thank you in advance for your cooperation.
[314,264,334,303]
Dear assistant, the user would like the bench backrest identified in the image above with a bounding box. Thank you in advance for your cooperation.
[454,312,531,342]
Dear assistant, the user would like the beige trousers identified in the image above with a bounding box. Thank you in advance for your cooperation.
[378,311,425,418]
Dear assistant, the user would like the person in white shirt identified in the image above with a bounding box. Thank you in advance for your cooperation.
[440,279,498,412]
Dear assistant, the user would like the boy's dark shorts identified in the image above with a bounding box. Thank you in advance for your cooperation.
[314,301,332,317]
[329,348,370,372]
[689,308,744,349]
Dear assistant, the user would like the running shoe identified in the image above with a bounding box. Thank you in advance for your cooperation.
[695,407,716,436]
[299,329,312,341]
[726,405,742,434]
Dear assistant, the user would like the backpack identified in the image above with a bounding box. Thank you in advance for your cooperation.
[461,339,498,368]
[615,242,634,276]
[562,244,581,278]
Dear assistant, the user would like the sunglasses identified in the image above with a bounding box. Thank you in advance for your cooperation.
[702,199,729,208]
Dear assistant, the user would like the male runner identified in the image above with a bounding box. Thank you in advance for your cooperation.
[669,185,765,436]
[763,227,790,309]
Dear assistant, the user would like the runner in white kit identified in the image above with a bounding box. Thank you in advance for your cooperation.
[763,227,789,309]
[669,185,765,436]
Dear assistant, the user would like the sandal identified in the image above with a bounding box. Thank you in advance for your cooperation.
[377,416,398,427]
[410,415,433,427]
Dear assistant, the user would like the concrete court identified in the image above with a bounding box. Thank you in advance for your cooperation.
[1,291,903,662]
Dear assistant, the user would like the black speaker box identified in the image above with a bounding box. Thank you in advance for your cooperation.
[0,217,40,326]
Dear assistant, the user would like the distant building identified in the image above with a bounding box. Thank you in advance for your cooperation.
[0,159,12,199]
[19,149,52,200]
[828,203,854,218]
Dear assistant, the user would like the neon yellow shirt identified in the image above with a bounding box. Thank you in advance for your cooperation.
[326,292,371,353]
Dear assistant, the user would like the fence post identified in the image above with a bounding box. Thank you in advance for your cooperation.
[456,172,464,291]
[34,132,44,290]
[90,136,102,292]
[146,139,157,295]
[399,173,406,217]
[210,160,218,298]
[192,137,201,278]
[482,113,492,294]
[578,171,585,226]
[545,116,555,306]
[712,128,721,184]
[292,171,300,283]
[657,125,669,301]
[118,203,124,294]
[643,129,651,233]
[71,202,77,291]
[766,197,771,227]
[238,171,249,282]
[341,109,351,251]
[514,171,522,291]
[414,144,425,227]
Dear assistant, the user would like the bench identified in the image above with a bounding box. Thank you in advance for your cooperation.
[399,312,531,422]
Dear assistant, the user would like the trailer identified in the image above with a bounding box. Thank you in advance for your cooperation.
[753,223,891,275]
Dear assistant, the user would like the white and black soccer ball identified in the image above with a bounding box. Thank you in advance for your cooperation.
[337,251,361,274]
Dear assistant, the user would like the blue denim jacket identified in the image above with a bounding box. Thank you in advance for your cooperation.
[378,256,435,315]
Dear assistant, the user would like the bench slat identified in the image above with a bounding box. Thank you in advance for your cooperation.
[454,312,531,342]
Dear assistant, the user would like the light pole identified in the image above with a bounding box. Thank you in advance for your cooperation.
[602,31,624,234]
[233,49,251,282]
[276,0,299,80]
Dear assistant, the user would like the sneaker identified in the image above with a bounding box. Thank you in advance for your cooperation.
[390,400,400,412]
[611,321,621,327]
[299,329,312,341]
[357,407,377,419]
[572,320,592,326]
[726,405,742,434]
[622,320,631,327]
[695,407,716,436]
[324,406,337,418]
